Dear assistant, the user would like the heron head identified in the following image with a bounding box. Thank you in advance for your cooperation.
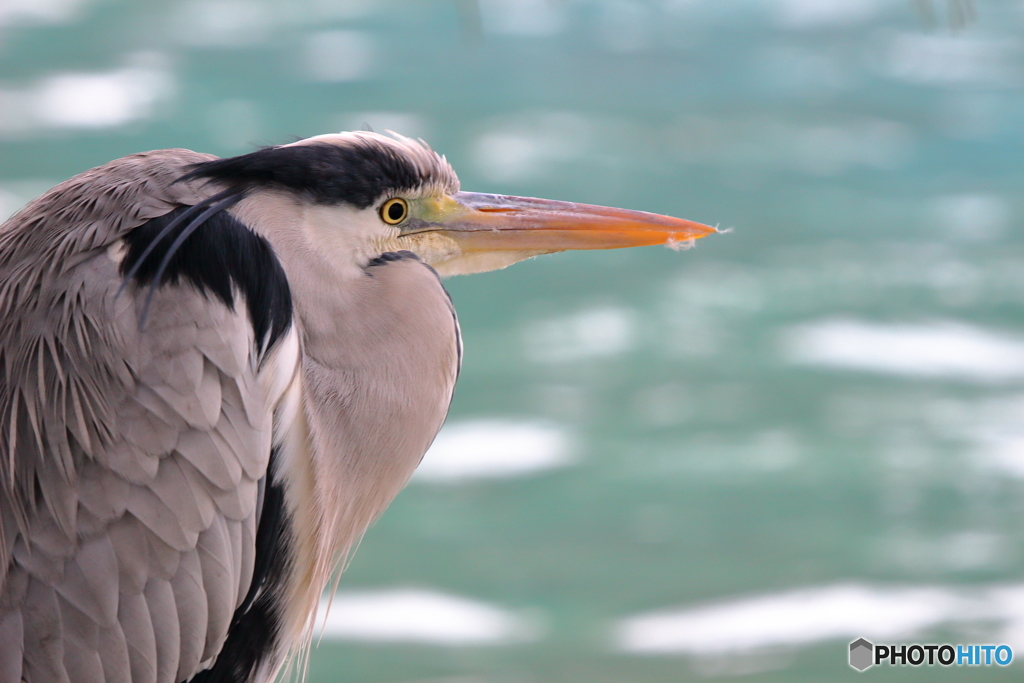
[183,131,717,277]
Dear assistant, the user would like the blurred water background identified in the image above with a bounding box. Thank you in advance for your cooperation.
[3,0,1024,680]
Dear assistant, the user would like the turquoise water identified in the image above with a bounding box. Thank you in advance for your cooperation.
[3,0,1024,680]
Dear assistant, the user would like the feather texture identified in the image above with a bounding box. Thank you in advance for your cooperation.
[0,607,24,681]
[119,591,158,683]
[144,579,179,683]
[1,133,463,682]
[0,150,299,682]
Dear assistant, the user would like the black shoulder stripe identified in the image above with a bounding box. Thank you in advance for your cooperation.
[179,142,421,209]
[120,205,293,354]
[189,446,292,683]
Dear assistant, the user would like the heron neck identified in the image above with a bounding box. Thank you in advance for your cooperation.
[258,245,459,662]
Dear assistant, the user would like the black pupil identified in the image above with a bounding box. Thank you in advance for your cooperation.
[387,202,405,221]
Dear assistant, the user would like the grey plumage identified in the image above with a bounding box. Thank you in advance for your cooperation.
[0,149,285,681]
[0,138,460,682]
[0,131,715,682]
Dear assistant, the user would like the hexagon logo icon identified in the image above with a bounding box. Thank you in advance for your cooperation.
[849,638,874,671]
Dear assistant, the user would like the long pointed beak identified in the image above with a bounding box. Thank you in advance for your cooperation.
[409,192,718,253]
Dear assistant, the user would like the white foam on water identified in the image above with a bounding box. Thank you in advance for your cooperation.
[979,435,1024,478]
[615,583,968,655]
[17,54,174,132]
[0,58,171,138]
[930,193,1010,243]
[414,420,571,483]
[317,589,530,646]
[988,585,1024,649]
[36,69,166,128]
[881,33,1017,86]
[776,0,885,29]
[479,0,566,36]
[0,0,89,27]
[174,0,273,48]
[524,307,634,364]
[617,582,1024,656]
[472,110,594,182]
[782,319,1024,382]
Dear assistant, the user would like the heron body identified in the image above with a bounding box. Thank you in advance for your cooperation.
[0,132,714,682]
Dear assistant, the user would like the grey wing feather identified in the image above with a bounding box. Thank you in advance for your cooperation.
[22,578,68,683]
[61,635,103,682]
[96,620,132,683]
[126,483,199,553]
[0,150,299,682]
[107,517,151,595]
[54,535,120,627]
[171,548,208,682]
[226,517,253,609]
[145,578,180,683]
[0,608,24,681]
[195,517,235,657]
[119,590,158,683]
[77,458,130,521]
[57,593,99,652]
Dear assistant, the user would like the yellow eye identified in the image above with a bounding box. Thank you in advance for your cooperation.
[380,197,408,225]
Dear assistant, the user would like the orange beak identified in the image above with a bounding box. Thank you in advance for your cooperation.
[410,191,717,253]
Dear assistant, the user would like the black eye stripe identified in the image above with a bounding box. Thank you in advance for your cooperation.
[179,142,424,210]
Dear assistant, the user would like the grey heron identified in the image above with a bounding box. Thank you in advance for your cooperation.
[0,132,715,682]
